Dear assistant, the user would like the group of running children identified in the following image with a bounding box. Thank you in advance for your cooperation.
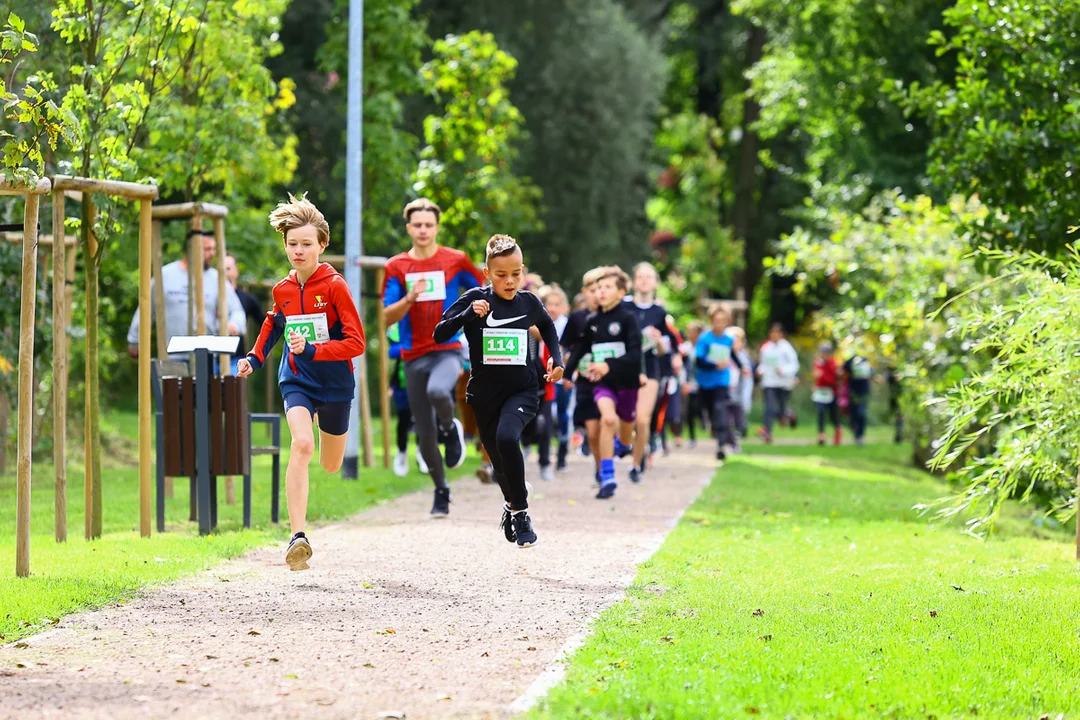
[236,193,881,571]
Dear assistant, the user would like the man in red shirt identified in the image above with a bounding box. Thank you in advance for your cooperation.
[383,199,485,515]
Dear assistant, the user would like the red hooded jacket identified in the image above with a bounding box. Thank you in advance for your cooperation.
[246,263,366,403]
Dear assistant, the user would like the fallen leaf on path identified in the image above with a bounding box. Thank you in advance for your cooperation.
[286,674,299,679]
[205,655,217,660]
[481,652,489,657]
[15,663,28,669]
[527,647,537,651]
[247,631,260,636]
[364,663,375,668]
[13,643,28,649]
[377,628,396,635]
[567,499,578,506]
[176,679,187,684]
[201,683,210,688]
[269,658,280,662]
[437,694,452,701]
[376,712,406,719]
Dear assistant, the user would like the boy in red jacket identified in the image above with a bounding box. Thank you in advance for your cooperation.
[237,194,366,571]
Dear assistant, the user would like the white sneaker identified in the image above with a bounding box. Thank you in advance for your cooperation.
[416,447,430,475]
[393,451,408,478]
[540,465,554,481]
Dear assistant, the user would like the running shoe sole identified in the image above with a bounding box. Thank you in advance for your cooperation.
[285,538,312,572]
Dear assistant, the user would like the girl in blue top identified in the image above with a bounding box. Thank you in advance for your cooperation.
[695,303,742,461]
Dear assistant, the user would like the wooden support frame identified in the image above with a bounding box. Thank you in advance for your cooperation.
[50,176,158,544]
[4,231,78,544]
[2,177,52,577]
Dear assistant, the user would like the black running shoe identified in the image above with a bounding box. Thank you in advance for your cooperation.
[716,447,727,461]
[512,511,538,548]
[629,467,641,484]
[500,504,516,543]
[431,487,451,516]
[285,532,312,572]
[440,418,467,470]
[596,480,617,499]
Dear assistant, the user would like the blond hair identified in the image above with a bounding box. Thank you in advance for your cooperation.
[486,234,521,261]
[269,193,330,246]
[539,284,568,305]
[582,267,607,288]
[403,198,442,223]
[708,302,732,322]
[632,261,659,280]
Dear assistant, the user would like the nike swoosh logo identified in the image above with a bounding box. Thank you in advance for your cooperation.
[487,314,527,328]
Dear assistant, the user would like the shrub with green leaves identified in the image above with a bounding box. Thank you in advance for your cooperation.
[928,246,1080,533]
[769,192,1000,459]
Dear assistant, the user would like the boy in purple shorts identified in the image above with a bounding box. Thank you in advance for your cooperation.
[566,267,642,499]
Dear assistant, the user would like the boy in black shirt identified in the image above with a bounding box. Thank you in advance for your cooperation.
[565,267,642,499]
[434,235,563,547]
[561,267,607,483]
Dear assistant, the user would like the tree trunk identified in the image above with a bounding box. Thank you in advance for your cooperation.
[731,24,765,304]
[695,0,726,120]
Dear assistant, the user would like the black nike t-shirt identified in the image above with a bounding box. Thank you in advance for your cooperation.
[434,287,562,404]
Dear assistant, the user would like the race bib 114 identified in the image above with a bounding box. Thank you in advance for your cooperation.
[405,271,447,302]
[482,328,528,366]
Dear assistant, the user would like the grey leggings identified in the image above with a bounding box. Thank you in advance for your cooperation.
[405,351,462,489]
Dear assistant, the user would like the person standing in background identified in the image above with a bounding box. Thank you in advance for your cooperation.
[757,323,800,444]
[127,229,246,361]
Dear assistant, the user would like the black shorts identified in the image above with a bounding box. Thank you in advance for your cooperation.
[643,353,661,381]
[283,392,351,436]
[573,383,600,426]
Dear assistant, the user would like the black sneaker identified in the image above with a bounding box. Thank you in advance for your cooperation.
[440,418,467,470]
[431,487,451,516]
[716,447,726,461]
[285,532,312,572]
[596,480,617,499]
[500,504,516,543]
[629,467,641,484]
[512,511,538,548]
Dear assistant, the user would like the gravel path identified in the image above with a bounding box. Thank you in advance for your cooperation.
[0,445,716,720]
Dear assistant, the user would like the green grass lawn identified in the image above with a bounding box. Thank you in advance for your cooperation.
[0,411,468,643]
[530,440,1080,719]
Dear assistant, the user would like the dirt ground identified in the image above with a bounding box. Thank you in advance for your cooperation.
[0,444,716,720]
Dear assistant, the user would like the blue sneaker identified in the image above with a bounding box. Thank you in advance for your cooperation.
[596,480,617,499]
[629,467,641,484]
[614,438,633,459]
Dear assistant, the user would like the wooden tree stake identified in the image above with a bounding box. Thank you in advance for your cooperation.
[16,193,41,576]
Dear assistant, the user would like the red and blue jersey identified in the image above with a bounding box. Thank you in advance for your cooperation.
[246,263,366,404]
[382,246,484,361]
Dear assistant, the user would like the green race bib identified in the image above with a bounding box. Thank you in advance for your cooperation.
[285,313,329,344]
[591,341,626,363]
[482,328,528,366]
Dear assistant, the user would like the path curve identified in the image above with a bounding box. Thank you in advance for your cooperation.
[0,445,716,719]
